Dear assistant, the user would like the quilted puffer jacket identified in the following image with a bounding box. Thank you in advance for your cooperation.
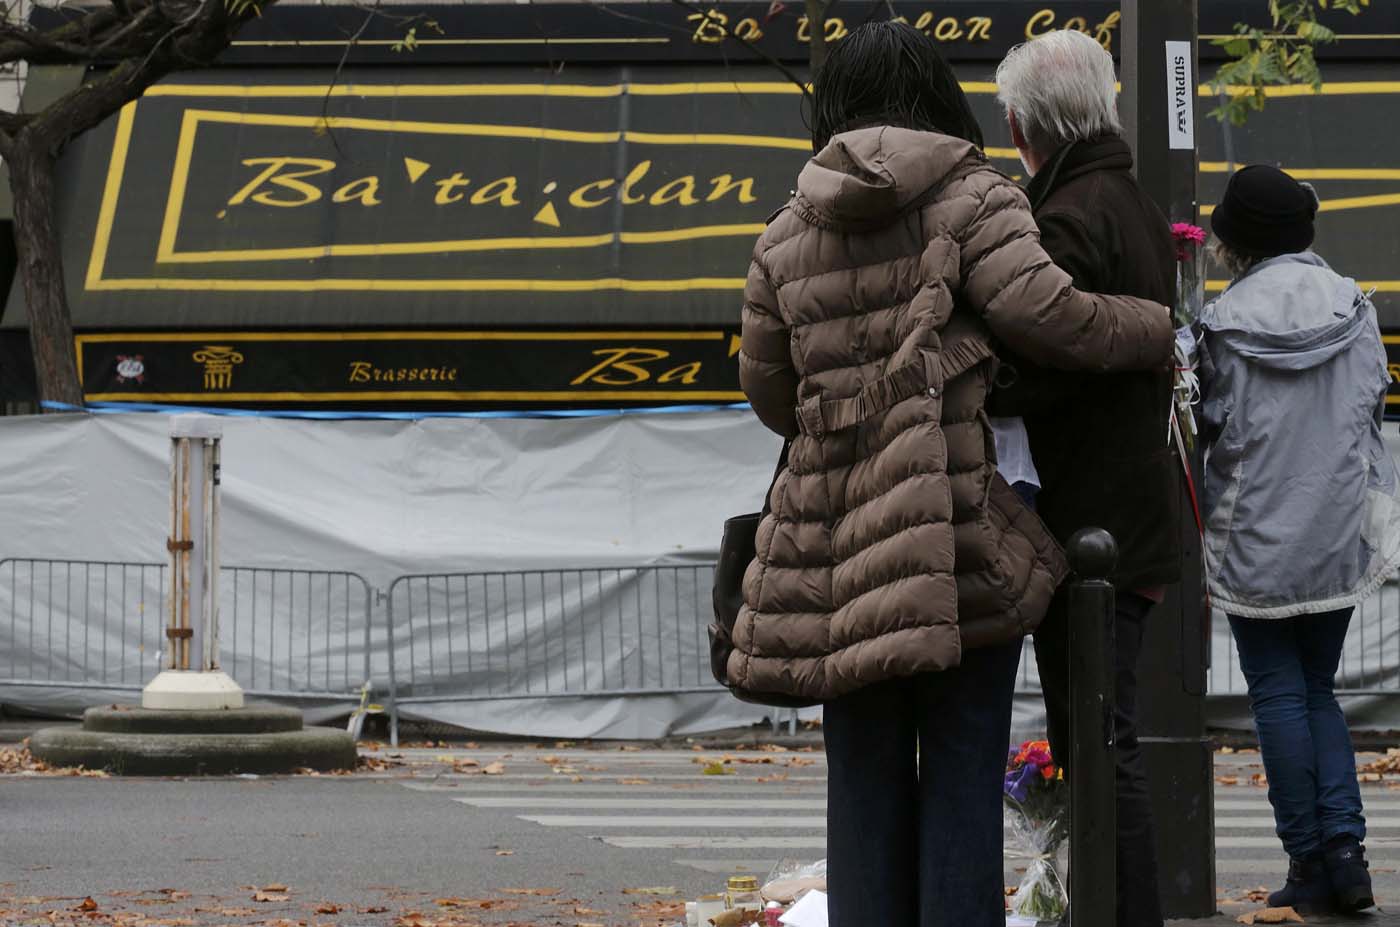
[731,126,1174,702]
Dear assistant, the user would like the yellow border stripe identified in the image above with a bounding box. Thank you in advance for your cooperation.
[1210,281,1400,293]
[75,330,728,344]
[84,103,138,290]
[230,37,672,48]
[86,276,746,293]
[83,390,746,402]
[141,80,1400,100]
[161,225,769,264]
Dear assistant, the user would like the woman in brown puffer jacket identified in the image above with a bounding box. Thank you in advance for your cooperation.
[732,23,1174,927]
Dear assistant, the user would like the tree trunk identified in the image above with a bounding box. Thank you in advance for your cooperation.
[8,136,84,410]
[806,0,828,73]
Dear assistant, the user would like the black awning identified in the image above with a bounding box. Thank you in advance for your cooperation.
[6,58,1400,407]
[27,64,819,331]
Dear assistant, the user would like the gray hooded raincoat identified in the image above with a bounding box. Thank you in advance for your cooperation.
[1200,252,1400,619]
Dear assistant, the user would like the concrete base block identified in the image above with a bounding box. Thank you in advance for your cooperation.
[142,670,244,710]
[82,704,303,735]
[28,726,357,776]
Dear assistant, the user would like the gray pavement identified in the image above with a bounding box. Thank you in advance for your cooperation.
[2,738,1399,926]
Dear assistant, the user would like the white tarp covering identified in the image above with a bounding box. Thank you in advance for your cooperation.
[0,409,801,738]
[0,411,1396,737]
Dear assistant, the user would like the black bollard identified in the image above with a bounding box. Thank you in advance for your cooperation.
[1067,527,1118,927]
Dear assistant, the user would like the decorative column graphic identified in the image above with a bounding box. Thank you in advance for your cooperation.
[142,414,244,710]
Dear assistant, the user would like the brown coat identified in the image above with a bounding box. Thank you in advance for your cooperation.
[730,127,1173,702]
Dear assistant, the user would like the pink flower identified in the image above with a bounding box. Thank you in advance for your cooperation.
[1024,747,1053,769]
[1171,223,1207,245]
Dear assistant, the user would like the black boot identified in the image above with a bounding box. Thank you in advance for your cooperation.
[1323,835,1375,913]
[1267,855,1334,915]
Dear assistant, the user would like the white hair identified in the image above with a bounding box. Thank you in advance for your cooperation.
[996,30,1123,156]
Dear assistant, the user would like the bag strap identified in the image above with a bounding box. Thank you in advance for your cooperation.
[760,439,792,518]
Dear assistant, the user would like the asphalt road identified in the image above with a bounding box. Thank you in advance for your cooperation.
[3,740,1399,926]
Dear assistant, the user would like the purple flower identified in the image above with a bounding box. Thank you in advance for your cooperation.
[1004,763,1039,804]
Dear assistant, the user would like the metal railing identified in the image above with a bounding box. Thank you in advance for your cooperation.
[0,559,166,690]
[5,554,1398,744]
[384,563,719,705]
[0,558,374,705]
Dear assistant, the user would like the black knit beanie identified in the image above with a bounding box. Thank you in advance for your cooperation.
[1210,165,1318,259]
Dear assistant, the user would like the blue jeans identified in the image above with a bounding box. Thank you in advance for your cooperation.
[823,641,1022,927]
[1228,609,1367,859]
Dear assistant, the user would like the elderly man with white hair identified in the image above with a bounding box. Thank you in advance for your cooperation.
[988,29,1182,927]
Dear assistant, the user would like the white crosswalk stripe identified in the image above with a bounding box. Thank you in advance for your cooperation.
[394,748,1400,897]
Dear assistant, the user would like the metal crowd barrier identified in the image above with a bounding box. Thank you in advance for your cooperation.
[6,555,1396,745]
[383,564,722,741]
[0,558,374,706]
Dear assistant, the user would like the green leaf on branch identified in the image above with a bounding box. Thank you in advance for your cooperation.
[1210,0,1368,124]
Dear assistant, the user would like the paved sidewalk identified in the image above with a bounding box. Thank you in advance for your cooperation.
[3,734,1398,926]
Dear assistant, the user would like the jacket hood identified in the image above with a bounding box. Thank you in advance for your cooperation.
[1026,135,1133,212]
[1202,252,1375,371]
[797,126,982,225]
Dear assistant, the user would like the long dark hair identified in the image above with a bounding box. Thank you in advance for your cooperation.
[808,21,984,153]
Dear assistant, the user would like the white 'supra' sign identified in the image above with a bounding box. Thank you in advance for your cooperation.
[1166,40,1195,150]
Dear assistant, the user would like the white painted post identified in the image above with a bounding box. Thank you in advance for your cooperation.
[142,415,243,710]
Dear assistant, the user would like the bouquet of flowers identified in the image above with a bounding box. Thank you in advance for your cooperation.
[1169,223,1207,453]
[1004,739,1069,922]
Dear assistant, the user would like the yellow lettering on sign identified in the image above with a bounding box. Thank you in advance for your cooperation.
[650,177,700,206]
[470,177,521,206]
[688,10,729,44]
[332,176,382,206]
[569,179,616,208]
[227,157,336,208]
[571,348,669,386]
[707,175,758,204]
[1025,9,1056,39]
[734,17,763,41]
[934,16,964,41]
[620,161,653,206]
[824,17,848,40]
[1093,12,1122,50]
[658,362,702,384]
[349,361,372,383]
[434,172,471,205]
[1064,16,1088,33]
[966,16,993,41]
[914,11,934,33]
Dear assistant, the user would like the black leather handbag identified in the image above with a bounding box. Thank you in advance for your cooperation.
[709,441,818,709]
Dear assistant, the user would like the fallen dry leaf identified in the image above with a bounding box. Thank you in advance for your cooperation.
[1216,776,1240,786]
[495,850,515,857]
[482,762,506,776]
[262,883,289,893]
[314,902,340,914]
[76,897,98,912]
[621,887,679,896]
[618,778,651,785]
[361,905,390,914]
[253,891,290,903]
[500,887,561,896]
[701,762,732,776]
[1238,907,1305,925]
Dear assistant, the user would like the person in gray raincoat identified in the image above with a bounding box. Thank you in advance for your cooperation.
[1199,165,1400,916]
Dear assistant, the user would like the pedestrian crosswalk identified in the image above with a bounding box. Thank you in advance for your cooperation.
[391,746,1400,900]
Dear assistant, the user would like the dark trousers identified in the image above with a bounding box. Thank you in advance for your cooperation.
[1035,590,1162,927]
[1228,608,1365,859]
[823,641,1022,927]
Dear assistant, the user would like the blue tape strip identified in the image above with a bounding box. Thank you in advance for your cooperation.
[41,400,752,421]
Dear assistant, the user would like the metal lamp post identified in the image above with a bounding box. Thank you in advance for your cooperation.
[141,414,244,710]
[1122,0,1217,918]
